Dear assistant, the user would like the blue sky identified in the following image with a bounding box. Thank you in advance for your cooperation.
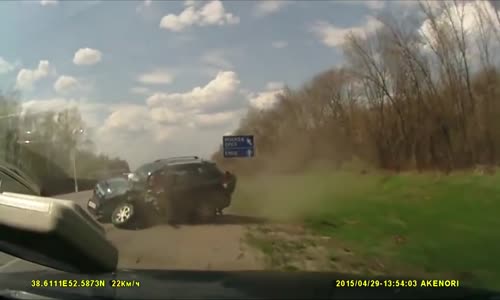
[0,0,475,167]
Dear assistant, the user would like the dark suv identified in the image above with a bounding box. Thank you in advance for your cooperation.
[87,156,237,227]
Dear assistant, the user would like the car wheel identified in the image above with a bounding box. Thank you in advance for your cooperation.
[194,201,216,223]
[111,203,135,227]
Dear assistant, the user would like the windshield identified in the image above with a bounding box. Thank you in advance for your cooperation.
[99,177,129,195]
[133,162,161,180]
[1,0,499,295]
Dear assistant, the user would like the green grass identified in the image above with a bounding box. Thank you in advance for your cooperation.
[232,170,500,290]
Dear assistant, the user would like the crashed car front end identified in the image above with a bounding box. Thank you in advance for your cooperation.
[87,177,133,220]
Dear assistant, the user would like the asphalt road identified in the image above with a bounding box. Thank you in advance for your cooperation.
[0,191,264,273]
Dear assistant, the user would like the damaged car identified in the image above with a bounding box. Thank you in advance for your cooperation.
[86,156,237,227]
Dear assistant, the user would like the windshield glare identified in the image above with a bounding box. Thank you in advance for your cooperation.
[134,163,158,179]
[1,0,499,294]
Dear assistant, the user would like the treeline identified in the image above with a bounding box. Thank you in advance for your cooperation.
[0,94,129,195]
[214,1,500,174]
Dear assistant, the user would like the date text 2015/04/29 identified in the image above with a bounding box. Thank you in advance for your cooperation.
[333,279,461,288]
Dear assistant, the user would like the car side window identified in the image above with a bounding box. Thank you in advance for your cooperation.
[168,164,202,186]
[171,164,199,175]
[200,163,223,178]
[165,166,187,186]
[0,171,35,195]
[185,165,201,179]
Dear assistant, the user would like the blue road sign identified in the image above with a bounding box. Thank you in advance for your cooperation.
[223,135,254,158]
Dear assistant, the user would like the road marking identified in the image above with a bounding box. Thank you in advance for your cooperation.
[0,258,20,271]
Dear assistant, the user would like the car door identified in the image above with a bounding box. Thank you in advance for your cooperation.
[165,164,203,198]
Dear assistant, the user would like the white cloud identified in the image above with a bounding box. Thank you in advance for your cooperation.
[248,90,282,110]
[20,80,245,168]
[101,104,153,133]
[150,106,187,126]
[97,104,176,156]
[136,0,152,13]
[418,0,500,64]
[73,48,102,66]
[184,0,200,7]
[97,104,176,157]
[0,57,15,74]
[391,0,420,9]
[364,1,385,10]
[22,98,73,116]
[201,49,233,69]
[130,86,150,95]
[254,0,291,16]
[143,70,244,147]
[266,81,284,90]
[248,82,284,110]
[335,0,385,11]
[193,110,242,128]
[40,0,58,6]
[54,75,79,94]
[98,105,239,164]
[95,71,245,163]
[271,40,288,48]
[159,0,239,32]
[96,118,233,169]
[21,97,108,129]
[137,70,174,85]
[21,99,172,157]
[15,60,54,90]
[147,71,240,111]
[311,16,383,48]
[19,71,247,168]
[419,1,499,43]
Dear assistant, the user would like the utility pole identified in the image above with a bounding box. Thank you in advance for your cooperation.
[72,128,85,193]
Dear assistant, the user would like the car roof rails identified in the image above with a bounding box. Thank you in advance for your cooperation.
[166,156,199,161]
[171,156,199,160]
[154,156,200,164]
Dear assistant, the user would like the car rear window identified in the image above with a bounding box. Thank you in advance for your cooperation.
[169,162,222,177]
